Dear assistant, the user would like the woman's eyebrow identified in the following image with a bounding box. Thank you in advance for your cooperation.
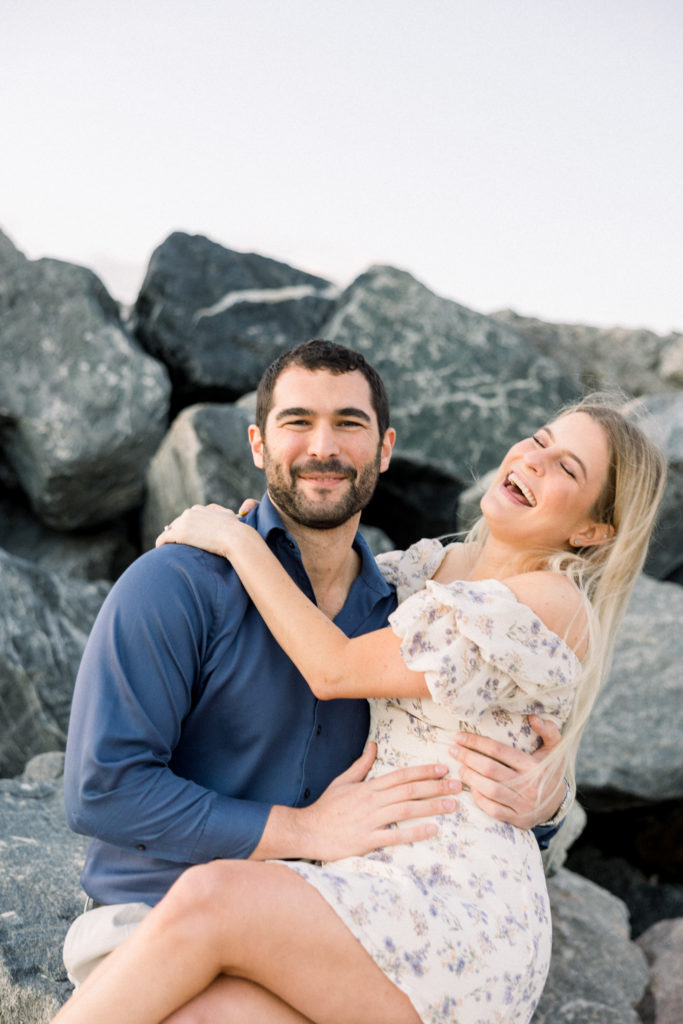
[543,426,588,480]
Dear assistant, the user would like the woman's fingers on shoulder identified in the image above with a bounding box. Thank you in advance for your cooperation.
[238,498,260,515]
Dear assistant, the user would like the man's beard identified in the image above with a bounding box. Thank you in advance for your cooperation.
[264,449,382,530]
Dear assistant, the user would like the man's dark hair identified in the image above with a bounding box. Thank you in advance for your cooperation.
[255,339,390,437]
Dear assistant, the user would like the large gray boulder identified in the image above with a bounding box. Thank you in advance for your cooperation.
[0,754,87,1024]
[141,402,266,549]
[132,232,339,408]
[533,869,649,1023]
[0,495,136,582]
[0,550,109,778]
[637,917,683,1024]
[317,266,578,545]
[492,308,683,397]
[623,392,683,580]
[321,266,579,482]
[577,574,683,804]
[0,231,171,530]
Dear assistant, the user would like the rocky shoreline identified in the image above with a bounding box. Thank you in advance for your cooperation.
[0,227,681,1022]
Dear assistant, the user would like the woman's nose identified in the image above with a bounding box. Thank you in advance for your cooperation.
[523,448,545,473]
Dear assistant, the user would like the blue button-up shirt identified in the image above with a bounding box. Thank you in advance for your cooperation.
[64,495,398,905]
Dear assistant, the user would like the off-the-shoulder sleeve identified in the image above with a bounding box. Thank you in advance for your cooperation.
[376,538,454,602]
[388,578,579,724]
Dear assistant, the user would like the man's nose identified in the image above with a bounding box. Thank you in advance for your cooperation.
[307,423,340,458]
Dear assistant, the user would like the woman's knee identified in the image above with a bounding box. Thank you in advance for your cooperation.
[161,860,245,932]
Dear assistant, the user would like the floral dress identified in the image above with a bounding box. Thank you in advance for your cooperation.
[281,539,580,1024]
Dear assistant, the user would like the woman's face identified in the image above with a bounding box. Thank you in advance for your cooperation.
[481,411,613,551]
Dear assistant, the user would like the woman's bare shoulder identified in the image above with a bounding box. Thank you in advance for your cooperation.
[504,571,588,656]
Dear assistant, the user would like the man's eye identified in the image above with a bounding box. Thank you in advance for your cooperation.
[532,434,545,447]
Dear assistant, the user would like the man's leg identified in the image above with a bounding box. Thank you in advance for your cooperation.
[53,860,421,1024]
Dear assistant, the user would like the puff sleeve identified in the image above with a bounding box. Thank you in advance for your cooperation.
[376,538,455,603]
[388,578,579,732]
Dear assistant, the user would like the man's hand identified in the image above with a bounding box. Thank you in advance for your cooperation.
[450,715,566,829]
[251,743,462,862]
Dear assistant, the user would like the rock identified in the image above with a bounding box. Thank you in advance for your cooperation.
[532,869,649,1023]
[576,575,683,805]
[141,402,267,549]
[0,230,171,530]
[132,232,339,410]
[636,917,683,1024]
[456,469,493,533]
[491,308,683,397]
[319,266,578,544]
[0,550,109,778]
[566,845,683,938]
[623,392,683,580]
[358,524,395,555]
[0,495,137,582]
[363,454,464,549]
[322,267,579,483]
[659,335,683,387]
[0,753,88,1023]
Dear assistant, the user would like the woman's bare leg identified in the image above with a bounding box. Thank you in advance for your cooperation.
[161,975,315,1024]
[52,860,421,1024]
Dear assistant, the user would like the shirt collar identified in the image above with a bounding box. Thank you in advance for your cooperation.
[249,493,394,599]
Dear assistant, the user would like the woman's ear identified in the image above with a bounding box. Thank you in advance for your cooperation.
[570,522,615,548]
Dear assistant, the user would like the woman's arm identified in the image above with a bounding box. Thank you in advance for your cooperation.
[157,505,428,700]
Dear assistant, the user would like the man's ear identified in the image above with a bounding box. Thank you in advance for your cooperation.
[248,425,264,469]
[571,522,615,548]
[379,427,396,473]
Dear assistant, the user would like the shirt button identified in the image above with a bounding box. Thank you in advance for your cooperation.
[316,725,322,735]
[136,844,146,851]
[304,788,311,799]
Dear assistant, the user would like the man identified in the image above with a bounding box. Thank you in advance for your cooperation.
[62,339,567,988]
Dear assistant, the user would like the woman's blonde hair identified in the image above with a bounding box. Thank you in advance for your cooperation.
[466,392,668,799]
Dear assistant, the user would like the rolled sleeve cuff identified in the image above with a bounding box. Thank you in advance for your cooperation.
[532,779,573,849]
[191,796,274,862]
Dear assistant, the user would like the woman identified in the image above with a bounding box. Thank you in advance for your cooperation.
[53,396,666,1024]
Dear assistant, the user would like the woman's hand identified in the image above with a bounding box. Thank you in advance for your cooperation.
[156,503,246,559]
[237,498,260,516]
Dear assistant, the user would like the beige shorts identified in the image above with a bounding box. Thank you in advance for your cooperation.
[63,901,152,987]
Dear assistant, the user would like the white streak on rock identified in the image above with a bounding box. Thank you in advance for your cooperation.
[193,283,339,324]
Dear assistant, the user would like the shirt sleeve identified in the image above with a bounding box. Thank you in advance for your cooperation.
[63,545,271,863]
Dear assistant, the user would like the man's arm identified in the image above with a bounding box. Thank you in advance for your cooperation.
[63,546,274,864]
[450,715,568,837]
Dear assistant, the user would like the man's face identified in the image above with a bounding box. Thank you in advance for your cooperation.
[249,366,395,530]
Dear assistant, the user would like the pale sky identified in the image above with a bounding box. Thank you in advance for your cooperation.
[3,0,682,332]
